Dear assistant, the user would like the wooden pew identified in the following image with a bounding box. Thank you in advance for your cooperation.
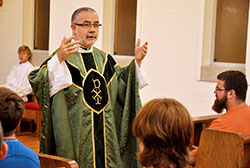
[38,153,79,168]
[195,128,250,168]
[192,114,221,146]
[16,95,42,138]
[16,102,42,138]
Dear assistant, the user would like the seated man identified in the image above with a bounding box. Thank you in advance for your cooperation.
[209,70,250,136]
[0,121,8,160]
[0,87,40,168]
[4,45,35,102]
[189,70,250,164]
[133,98,194,168]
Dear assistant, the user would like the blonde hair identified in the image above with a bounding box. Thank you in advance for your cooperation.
[18,45,32,60]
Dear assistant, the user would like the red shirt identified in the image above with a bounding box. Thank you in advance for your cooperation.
[208,104,250,136]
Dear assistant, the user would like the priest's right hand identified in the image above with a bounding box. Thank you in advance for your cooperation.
[57,35,80,63]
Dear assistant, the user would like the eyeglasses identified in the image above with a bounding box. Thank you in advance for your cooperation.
[215,88,229,92]
[74,23,102,29]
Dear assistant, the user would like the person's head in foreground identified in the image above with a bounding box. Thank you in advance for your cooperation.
[0,121,8,160]
[0,87,24,137]
[133,98,193,168]
[212,70,248,113]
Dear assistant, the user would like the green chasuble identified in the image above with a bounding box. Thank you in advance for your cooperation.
[28,47,142,168]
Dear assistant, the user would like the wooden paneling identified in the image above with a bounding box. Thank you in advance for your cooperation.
[114,0,137,56]
[214,0,249,63]
[34,0,50,50]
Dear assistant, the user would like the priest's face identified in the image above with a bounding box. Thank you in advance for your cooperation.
[212,80,228,113]
[71,11,100,49]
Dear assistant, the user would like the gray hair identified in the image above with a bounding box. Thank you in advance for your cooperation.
[71,7,97,23]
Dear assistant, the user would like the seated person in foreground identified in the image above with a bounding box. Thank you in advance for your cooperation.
[0,121,8,160]
[209,70,250,136]
[0,87,40,168]
[4,45,35,102]
[133,98,194,168]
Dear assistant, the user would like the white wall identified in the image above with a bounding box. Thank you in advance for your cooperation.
[0,0,22,83]
[49,0,103,54]
[0,0,249,117]
[137,0,250,116]
[0,0,103,83]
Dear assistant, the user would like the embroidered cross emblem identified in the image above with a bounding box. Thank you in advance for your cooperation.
[91,79,102,105]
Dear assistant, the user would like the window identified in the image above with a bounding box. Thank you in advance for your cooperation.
[214,0,249,63]
[200,0,248,81]
[34,0,50,50]
[113,0,137,56]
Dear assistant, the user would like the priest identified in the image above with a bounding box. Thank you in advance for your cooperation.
[29,7,148,168]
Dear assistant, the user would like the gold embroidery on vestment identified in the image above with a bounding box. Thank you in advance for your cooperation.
[91,79,102,105]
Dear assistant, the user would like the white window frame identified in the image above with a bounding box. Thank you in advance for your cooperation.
[199,0,247,82]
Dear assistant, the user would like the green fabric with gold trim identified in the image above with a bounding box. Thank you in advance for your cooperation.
[28,47,142,168]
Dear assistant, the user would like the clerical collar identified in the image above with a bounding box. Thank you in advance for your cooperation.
[80,47,89,50]
[78,46,93,53]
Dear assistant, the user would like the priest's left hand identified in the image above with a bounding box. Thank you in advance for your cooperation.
[134,38,148,67]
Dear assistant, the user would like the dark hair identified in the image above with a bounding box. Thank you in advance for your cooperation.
[0,121,3,150]
[71,7,97,23]
[0,87,24,136]
[18,45,32,60]
[217,70,248,101]
[133,98,194,168]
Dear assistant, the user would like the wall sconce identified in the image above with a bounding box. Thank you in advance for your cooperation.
[0,0,3,7]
